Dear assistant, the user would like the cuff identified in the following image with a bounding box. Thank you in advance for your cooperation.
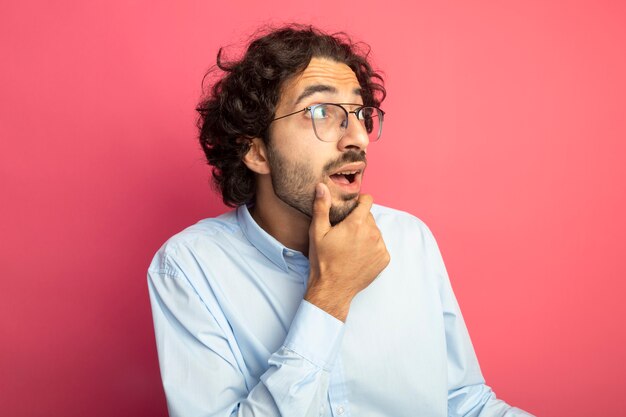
[282,300,345,371]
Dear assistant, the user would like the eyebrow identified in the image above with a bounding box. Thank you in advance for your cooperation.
[293,85,363,107]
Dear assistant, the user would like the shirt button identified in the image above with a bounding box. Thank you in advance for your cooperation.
[337,405,344,415]
[285,251,294,257]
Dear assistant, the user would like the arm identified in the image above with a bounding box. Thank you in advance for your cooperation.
[423,227,535,417]
[147,185,388,417]
[305,184,390,322]
[148,262,344,417]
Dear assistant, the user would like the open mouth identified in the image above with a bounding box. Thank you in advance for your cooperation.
[327,162,366,190]
[329,170,359,185]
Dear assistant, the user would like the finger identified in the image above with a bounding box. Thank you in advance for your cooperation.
[352,194,374,217]
[310,183,332,239]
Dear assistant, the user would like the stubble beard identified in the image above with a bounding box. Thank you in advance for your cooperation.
[266,145,366,226]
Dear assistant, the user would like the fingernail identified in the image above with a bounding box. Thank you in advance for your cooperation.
[316,184,324,197]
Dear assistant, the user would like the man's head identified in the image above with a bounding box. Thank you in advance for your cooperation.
[197,25,385,224]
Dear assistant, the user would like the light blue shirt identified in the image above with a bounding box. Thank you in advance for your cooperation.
[148,204,534,417]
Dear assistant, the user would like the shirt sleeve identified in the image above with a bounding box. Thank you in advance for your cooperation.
[147,251,344,417]
[422,225,536,417]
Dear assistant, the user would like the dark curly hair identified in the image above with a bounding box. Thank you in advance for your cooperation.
[196,24,386,207]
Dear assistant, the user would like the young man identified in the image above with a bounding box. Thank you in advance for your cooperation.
[148,25,534,417]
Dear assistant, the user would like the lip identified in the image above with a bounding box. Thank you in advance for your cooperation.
[327,162,366,194]
[329,162,366,176]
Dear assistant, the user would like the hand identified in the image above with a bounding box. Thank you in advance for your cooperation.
[305,183,390,322]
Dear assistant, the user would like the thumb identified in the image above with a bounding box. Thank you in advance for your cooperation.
[310,183,332,239]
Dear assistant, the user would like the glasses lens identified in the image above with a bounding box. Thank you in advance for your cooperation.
[310,104,346,142]
[358,106,383,142]
[309,104,384,142]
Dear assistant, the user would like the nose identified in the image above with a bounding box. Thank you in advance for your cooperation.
[337,113,369,152]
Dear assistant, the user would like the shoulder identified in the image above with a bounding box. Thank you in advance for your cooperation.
[370,204,450,282]
[148,209,243,276]
[371,204,435,237]
[370,203,442,258]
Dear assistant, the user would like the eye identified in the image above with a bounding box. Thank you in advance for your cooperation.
[357,107,374,121]
[309,105,329,119]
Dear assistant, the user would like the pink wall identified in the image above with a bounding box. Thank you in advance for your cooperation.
[2,1,625,416]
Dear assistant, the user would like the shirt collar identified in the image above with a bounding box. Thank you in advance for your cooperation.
[237,204,306,272]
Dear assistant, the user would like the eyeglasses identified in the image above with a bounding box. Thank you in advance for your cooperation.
[271,103,385,143]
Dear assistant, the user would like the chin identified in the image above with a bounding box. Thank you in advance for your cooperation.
[329,198,359,226]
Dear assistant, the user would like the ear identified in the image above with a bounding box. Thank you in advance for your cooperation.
[242,137,270,175]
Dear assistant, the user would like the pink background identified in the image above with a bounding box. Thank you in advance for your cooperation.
[2,1,625,416]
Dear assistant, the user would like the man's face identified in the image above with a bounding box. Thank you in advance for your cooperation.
[266,57,370,225]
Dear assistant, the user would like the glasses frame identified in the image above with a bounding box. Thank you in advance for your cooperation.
[271,102,385,142]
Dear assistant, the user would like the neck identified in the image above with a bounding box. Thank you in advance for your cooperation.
[250,177,311,255]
